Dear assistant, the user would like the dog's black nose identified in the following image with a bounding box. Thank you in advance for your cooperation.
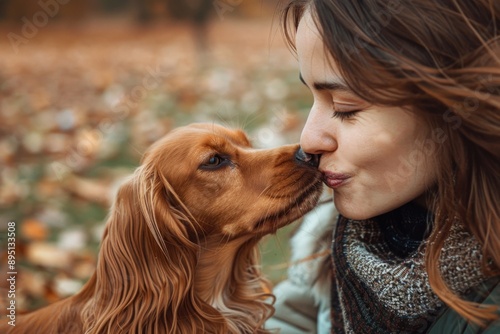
[295,147,320,168]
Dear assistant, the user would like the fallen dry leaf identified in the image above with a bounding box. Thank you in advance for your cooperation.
[20,219,48,241]
[26,242,73,269]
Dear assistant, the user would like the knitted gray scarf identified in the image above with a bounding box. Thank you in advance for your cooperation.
[330,203,486,333]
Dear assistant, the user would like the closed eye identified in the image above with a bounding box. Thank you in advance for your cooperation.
[331,110,359,121]
[331,100,363,119]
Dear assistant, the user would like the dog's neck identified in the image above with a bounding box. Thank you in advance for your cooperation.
[195,236,250,305]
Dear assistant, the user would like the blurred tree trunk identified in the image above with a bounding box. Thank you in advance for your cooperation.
[132,0,155,23]
[165,0,212,23]
[0,0,95,20]
[0,0,8,20]
[165,0,213,53]
[100,0,131,13]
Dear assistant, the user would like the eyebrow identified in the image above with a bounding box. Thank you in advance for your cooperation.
[299,73,353,93]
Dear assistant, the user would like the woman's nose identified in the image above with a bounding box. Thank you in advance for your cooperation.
[300,107,338,155]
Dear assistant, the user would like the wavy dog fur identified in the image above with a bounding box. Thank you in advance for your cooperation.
[1,123,323,334]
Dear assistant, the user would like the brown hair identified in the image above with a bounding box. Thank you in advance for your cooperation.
[282,0,500,326]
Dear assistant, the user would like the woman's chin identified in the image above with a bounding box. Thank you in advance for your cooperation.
[333,198,380,221]
[338,211,374,221]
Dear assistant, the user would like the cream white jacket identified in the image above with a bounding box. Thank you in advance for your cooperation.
[266,201,337,334]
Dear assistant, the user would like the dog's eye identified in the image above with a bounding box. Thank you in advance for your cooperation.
[207,156,222,165]
[200,155,228,170]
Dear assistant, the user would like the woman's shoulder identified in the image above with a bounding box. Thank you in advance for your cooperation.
[428,277,500,334]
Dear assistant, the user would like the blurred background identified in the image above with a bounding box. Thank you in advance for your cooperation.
[0,0,317,313]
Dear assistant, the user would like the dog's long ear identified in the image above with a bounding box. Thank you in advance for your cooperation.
[81,165,227,334]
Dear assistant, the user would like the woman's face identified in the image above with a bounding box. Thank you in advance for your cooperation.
[296,11,438,220]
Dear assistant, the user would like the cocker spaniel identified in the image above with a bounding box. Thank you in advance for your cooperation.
[1,123,323,334]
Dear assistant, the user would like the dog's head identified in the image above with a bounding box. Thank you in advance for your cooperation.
[83,123,323,333]
[139,122,323,240]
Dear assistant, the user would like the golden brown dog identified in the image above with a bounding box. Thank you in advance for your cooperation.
[1,123,323,334]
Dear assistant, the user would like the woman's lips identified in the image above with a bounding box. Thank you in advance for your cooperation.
[322,171,351,189]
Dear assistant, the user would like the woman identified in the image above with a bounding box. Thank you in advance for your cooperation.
[266,0,500,333]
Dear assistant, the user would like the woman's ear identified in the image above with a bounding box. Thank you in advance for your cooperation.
[81,166,224,333]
